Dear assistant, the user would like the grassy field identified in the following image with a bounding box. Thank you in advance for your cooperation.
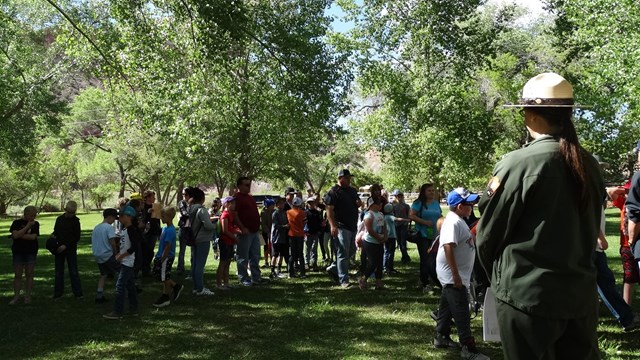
[0,209,638,359]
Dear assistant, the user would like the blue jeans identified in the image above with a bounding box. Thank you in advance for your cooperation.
[383,237,397,271]
[289,236,305,276]
[396,224,410,261]
[54,245,83,297]
[328,228,355,284]
[191,241,210,291]
[114,265,138,315]
[236,232,262,282]
[595,251,634,327]
[305,233,319,266]
[436,285,473,343]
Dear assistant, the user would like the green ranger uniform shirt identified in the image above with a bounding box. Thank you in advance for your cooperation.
[476,135,605,319]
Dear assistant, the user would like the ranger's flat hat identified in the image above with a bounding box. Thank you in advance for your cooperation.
[504,72,589,108]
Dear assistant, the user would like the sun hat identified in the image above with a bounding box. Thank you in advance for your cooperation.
[120,205,137,218]
[292,197,303,207]
[503,72,589,108]
[447,187,480,207]
[305,196,316,203]
[284,187,296,195]
[391,189,403,196]
[221,196,235,206]
[130,192,143,200]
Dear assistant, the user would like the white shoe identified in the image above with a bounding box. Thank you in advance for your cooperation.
[195,288,215,296]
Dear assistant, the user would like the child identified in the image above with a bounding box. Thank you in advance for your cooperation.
[382,203,409,275]
[305,197,322,270]
[103,205,141,319]
[152,207,183,307]
[217,196,241,290]
[358,197,387,290]
[261,199,275,268]
[433,188,489,360]
[91,208,120,304]
[270,198,289,278]
[287,197,306,278]
[9,206,40,305]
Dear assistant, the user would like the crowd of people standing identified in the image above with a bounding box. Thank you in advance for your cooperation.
[7,72,640,359]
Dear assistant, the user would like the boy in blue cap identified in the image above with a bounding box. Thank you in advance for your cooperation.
[434,188,488,360]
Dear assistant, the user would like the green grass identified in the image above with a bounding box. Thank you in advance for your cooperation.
[0,209,638,359]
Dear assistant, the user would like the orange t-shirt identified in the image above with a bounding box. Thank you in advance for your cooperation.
[287,207,306,237]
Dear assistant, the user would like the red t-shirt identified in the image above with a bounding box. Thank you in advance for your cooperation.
[234,192,260,233]
[220,210,239,245]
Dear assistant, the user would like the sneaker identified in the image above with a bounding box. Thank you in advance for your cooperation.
[430,309,439,322]
[216,285,231,291]
[624,314,640,332]
[433,333,459,349]
[153,294,171,308]
[196,288,215,296]
[103,312,122,320]
[241,279,253,287]
[461,345,490,360]
[95,297,108,304]
[9,296,20,305]
[340,282,353,289]
[299,275,307,279]
[326,267,339,283]
[252,278,270,285]
[172,284,184,302]
[388,269,400,275]
[277,273,288,279]
[423,284,434,293]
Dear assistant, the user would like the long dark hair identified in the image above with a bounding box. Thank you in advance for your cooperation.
[528,107,590,207]
[417,183,434,204]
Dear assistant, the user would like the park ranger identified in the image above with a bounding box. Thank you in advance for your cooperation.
[476,72,605,360]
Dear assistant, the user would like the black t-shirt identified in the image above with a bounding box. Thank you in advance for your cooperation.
[10,219,40,254]
[143,203,162,236]
[305,209,323,234]
[324,185,360,232]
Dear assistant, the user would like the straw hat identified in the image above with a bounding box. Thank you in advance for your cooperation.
[504,72,589,108]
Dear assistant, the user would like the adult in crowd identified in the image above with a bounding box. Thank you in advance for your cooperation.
[391,190,411,263]
[52,201,83,299]
[283,187,296,211]
[234,177,268,286]
[305,197,323,270]
[9,206,39,305]
[325,169,362,288]
[189,187,216,295]
[627,141,640,278]
[476,72,605,359]
[409,183,442,291]
[141,190,162,276]
[176,186,194,275]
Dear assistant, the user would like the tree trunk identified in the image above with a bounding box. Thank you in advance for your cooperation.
[117,160,126,198]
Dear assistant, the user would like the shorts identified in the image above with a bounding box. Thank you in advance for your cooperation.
[621,245,640,284]
[218,241,234,261]
[98,256,121,276]
[12,251,36,266]
[152,257,174,282]
[272,243,289,258]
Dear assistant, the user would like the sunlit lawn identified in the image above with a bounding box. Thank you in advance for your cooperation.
[0,209,638,359]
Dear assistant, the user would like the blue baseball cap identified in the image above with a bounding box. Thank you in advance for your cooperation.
[447,187,479,207]
[264,198,275,207]
[120,205,137,218]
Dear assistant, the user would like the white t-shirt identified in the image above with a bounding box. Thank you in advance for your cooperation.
[436,211,476,286]
[91,222,116,263]
[364,210,385,244]
[119,229,135,268]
